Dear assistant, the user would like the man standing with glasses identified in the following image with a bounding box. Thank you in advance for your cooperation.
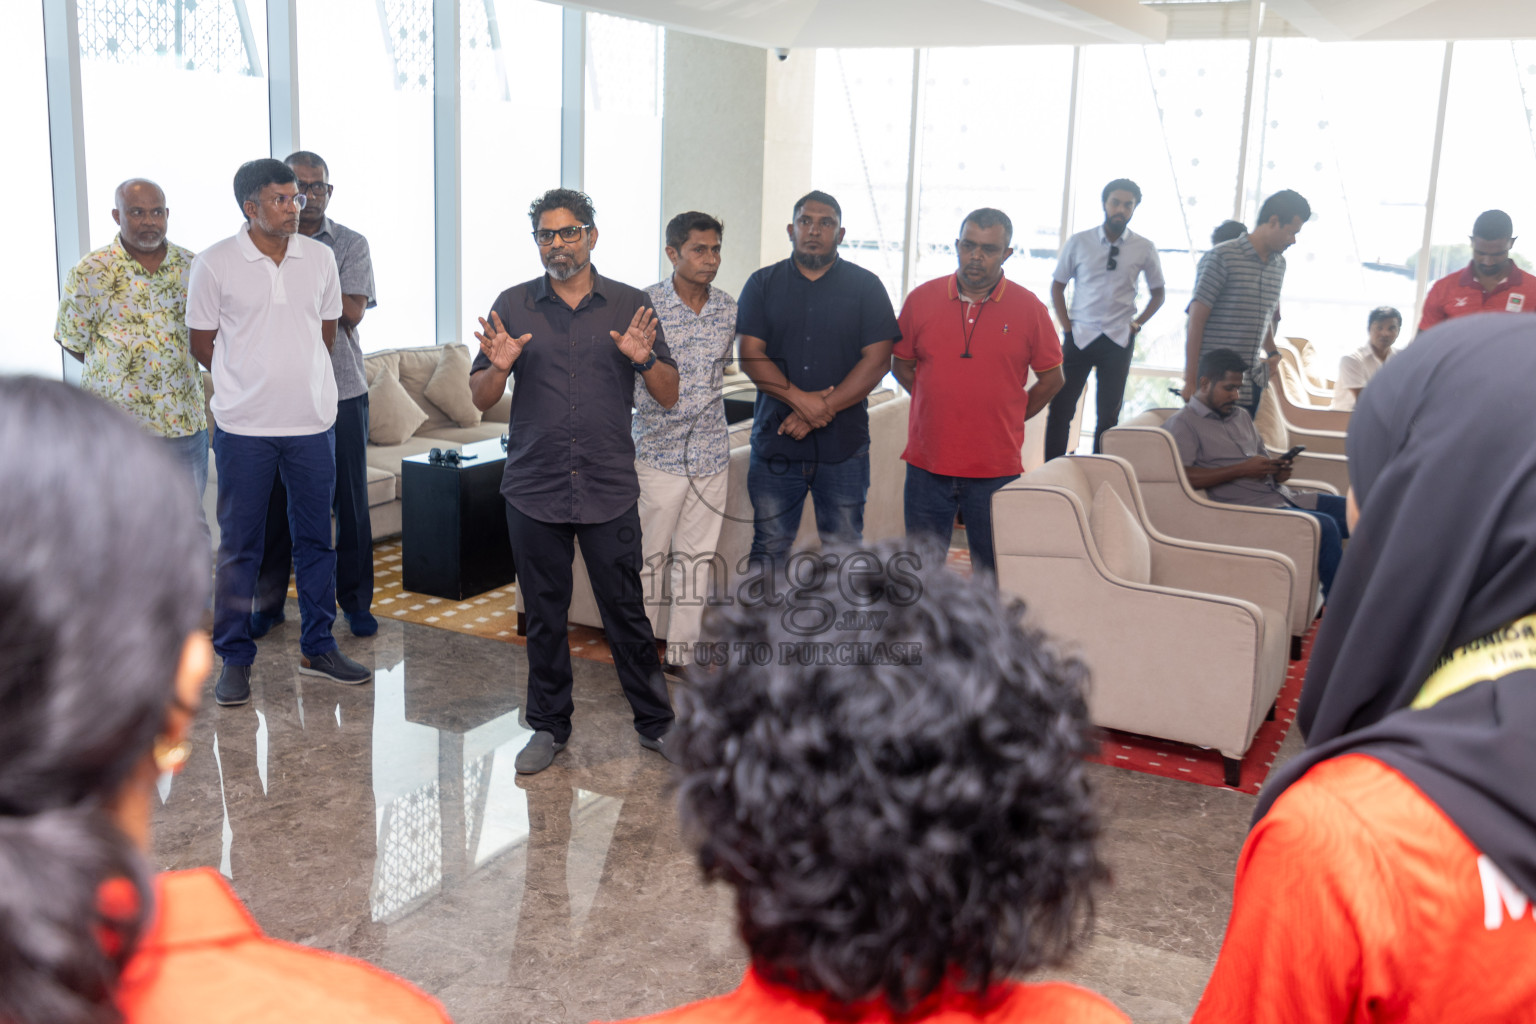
[249,151,380,640]
[188,158,372,707]
[1419,210,1535,330]
[891,208,1063,576]
[468,188,681,775]
[1044,178,1165,460]
[55,178,211,555]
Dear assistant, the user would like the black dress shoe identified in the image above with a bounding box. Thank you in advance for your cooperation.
[215,663,251,706]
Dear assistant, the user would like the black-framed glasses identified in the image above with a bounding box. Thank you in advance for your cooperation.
[1106,244,1119,271]
[298,182,334,197]
[533,225,591,246]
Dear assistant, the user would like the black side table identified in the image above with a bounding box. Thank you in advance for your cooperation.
[401,438,515,600]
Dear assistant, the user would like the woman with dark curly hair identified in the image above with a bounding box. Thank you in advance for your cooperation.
[606,541,1123,1023]
[0,378,449,1024]
[1193,313,1536,1021]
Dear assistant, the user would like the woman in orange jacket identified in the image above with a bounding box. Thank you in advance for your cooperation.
[0,377,451,1024]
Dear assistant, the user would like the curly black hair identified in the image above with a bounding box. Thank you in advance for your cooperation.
[674,540,1106,1013]
[528,187,596,231]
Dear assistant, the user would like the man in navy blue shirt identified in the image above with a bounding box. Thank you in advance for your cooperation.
[736,191,900,566]
[470,188,681,775]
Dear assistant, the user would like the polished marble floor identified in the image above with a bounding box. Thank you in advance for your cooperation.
[154,605,1296,1024]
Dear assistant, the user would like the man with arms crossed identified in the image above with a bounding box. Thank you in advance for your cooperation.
[250,150,380,639]
[1420,210,1536,329]
[188,158,371,707]
[737,191,899,566]
[637,212,736,673]
[55,178,210,553]
[892,208,1063,576]
[469,188,681,775]
[1181,190,1311,415]
[1044,178,1164,458]
[1165,348,1347,601]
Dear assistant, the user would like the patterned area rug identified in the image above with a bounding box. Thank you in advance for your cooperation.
[1083,620,1316,794]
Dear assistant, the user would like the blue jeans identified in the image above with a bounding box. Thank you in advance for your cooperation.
[748,445,870,564]
[903,463,1018,578]
[212,427,338,664]
[163,427,211,558]
[1295,492,1348,600]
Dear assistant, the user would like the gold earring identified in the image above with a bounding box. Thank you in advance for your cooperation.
[153,738,191,774]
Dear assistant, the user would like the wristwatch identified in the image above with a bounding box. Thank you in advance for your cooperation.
[632,351,657,372]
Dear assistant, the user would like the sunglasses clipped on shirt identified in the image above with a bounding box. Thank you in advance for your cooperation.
[1107,244,1119,272]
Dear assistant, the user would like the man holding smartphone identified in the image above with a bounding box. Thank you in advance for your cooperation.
[1163,349,1347,600]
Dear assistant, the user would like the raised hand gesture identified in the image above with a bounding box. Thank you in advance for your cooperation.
[475,311,531,372]
[610,306,658,365]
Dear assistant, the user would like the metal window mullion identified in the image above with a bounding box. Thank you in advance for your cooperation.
[1413,42,1455,332]
[561,7,585,190]
[899,48,927,304]
[266,0,298,156]
[43,0,88,383]
[1058,45,1082,247]
[1233,0,1264,220]
[434,0,461,345]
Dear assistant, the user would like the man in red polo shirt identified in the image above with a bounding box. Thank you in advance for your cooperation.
[891,208,1063,577]
[1420,209,1535,330]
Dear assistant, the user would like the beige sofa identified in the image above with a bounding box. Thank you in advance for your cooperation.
[202,344,511,546]
[993,455,1292,785]
[520,389,912,637]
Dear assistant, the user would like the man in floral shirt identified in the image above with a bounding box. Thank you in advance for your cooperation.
[636,212,736,672]
[55,178,210,550]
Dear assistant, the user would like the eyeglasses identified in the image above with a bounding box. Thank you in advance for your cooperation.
[298,182,334,197]
[256,192,307,210]
[532,224,591,246]
[1106,244,1119,271]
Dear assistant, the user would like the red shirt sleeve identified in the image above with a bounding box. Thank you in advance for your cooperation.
[894,294,918,361]
[1029,301,1064,374]
[1191,772,1375,1023]
[1420,277,1449,331]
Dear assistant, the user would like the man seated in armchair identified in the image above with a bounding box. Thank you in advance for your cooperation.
[1166,348,1348,601]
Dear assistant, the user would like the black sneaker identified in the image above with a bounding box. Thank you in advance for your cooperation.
[299,649,372,685]
[215,663,252,706]
[639,728,682,766]
[515,731,566,774]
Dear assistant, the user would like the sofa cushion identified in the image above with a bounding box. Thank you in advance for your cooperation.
[423,344,483,428]
[396,346,456,433]
[366,435,441,477]
[369,371,429,446]
[366,465,396,507]
[365,350,400,387]
[1090,482,1151,585]
[420,424,508,446]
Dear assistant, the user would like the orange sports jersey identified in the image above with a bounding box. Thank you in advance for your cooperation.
[116,868,451,1023]
[602,967,1127,1024]
[1193,754,1536,1022]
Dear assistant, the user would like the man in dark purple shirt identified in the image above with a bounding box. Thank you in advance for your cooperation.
[470,188,681,774]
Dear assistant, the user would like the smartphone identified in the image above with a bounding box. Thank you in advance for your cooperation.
[1279,444,1306,462]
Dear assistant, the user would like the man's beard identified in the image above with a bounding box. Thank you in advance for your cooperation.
[793,249,836,271]
[545,254,589,281]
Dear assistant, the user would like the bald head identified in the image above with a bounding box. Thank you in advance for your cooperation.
[112,179,169,257]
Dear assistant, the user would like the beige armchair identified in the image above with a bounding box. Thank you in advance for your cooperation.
[992,455,1291,785]
[1103,420,1321,653]
[1275,356,1352,433]
[1288,336,1336,390]
[1276,341,1334,407]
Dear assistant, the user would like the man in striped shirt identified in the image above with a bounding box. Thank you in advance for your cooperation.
[1181,190,1311,414]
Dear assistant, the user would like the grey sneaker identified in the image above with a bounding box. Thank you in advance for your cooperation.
[299,649,372,685]
[515,731,566,774]
[215,663,252,706]
[639,729,682,766]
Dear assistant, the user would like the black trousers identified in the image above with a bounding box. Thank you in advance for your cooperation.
[505,500,674,744]
[254,393,373,617]
[1043,331,1137,460]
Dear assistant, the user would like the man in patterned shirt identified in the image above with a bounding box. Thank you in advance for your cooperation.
[636,212,736,672]
[55,178,210,552]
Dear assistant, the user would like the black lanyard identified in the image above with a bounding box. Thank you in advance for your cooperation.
[960,296,986,358]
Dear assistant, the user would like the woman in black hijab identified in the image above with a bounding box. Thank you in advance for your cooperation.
[1192,312,1536,1022]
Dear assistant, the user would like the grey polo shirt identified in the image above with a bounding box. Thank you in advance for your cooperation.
[312,217,377,401]
[1191,235,1284,405]
[1163,397,1316,510]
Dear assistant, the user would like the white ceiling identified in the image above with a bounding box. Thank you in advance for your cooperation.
[566,0,1536,48]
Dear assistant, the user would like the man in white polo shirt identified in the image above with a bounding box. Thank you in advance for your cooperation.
[188,158,371,706]
[1044,177,1165,459]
